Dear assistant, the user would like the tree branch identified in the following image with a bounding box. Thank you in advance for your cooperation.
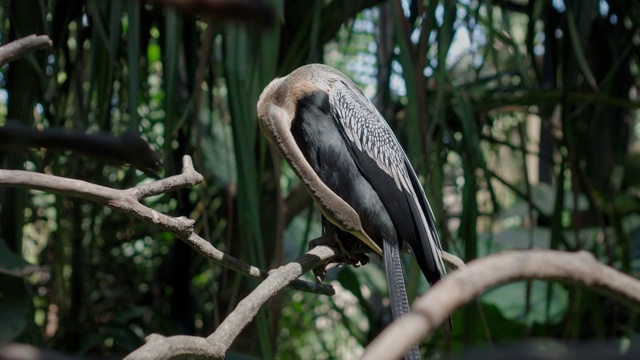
[0,34,52,66]
[206,245,337,347]
[0,343,89,360]
[125,244,339,360]
[0,155,333,295]
[0,154,468,358]
[123,334,222,360]
[0,123,162,173]
[441,250,465,271]
[123,245,464,358]
[362,250,640,360]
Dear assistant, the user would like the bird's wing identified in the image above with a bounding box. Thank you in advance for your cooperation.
[329,79,446,283]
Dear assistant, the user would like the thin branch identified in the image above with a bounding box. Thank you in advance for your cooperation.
[0,123,162,173]
[0,153,467,358]
[0,155,333,296]
[123,334,222,360]
[0,34,52,66]
[207,245,336,346]
[0,264,40,277]
[441,251,465,270]
[0,343,89,360]
[124,245,464,359]
[362,250,640,360]
[125,244,339,360]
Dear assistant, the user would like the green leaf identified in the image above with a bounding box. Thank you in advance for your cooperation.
[482,281,569,325]
[127,0,141,128]
[485,227,551,253]
[622,153,640,189]
[566,7,598,90]
[0,274,29,342]
[446,301,525,347]
[0,241,38,277]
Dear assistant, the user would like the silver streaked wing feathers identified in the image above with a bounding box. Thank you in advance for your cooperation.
[329,79,446,277]
[329,80,411,193]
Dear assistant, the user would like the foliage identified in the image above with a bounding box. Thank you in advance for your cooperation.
[0,0,639,358]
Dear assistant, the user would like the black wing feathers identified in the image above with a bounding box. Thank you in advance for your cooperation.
[404,161,442,284]
[330,81,443,284]
[336,122,440,283]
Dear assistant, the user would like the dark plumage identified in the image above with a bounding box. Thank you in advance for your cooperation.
[258,64,446,359]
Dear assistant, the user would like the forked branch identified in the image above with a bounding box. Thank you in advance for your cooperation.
[0,156,333,295]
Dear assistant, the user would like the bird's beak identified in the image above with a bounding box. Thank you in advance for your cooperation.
[353,231,383,255]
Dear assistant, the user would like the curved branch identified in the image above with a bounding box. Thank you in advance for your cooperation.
[362,250,640,360]
[0,34,52,66]
[125,245,463,359]
[207,245,337,346]
[0,343,90,360]
[0,124,162,173]
[125,244,339,360]
[0,153,468,358]
[0,155,333,295]
[441,250,465,270]
[124,334,222,360]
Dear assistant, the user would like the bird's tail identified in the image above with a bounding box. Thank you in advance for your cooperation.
[384,239,422,360]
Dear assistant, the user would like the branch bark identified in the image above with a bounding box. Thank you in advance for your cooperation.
[125,244,339,360]
[0,343,88,360]
[0,153,469,359]
[0,34,52,66]
[0,123,162,172]
[0,155,333,295]
[362,250,640,360]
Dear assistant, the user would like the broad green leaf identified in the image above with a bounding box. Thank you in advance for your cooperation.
[0,274,29,342]
[482,281,569,325]
[0,242,38,277]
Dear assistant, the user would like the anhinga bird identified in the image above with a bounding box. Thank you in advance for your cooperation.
[257,64,446,359]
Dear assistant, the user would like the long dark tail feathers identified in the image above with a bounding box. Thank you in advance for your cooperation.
[383,239,421,360]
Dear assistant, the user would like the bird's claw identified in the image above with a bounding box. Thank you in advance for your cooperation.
[309,233,370,282]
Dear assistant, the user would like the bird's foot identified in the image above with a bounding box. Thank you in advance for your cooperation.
[309,233,370,282]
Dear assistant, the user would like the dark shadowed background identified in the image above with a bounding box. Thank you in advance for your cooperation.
[0,0,639,358]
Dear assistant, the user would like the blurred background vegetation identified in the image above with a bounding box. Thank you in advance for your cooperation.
[0,0,639,358]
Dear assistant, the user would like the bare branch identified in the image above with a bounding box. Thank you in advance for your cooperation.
[125,244,340,360]
[0,264,40,277]
[0,156,333,295]
[124,244,463,359]
[0,123,162,173]
[362,250,640,360]
[441,251,465,271]
[123,334,223,360]
[0,34,52,66]
[0,155,468,358]
[0,343,89,360]
[207,245,337,345]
